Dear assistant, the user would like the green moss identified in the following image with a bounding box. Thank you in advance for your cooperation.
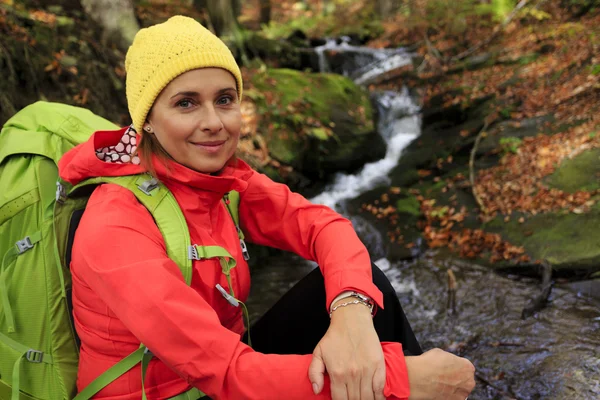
[252,68,373,133]
[251,68,381,175]
[485,209,600,270]
[416,179,446,194]
[499,136,523,154]
[396,196,421,217]
[267,134,302,164]
[518,53,540,65]
[546,149,600,193]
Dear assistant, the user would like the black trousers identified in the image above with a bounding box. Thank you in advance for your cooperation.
[243,263,422,357]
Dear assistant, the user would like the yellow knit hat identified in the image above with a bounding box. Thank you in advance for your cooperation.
[125,15,243,133]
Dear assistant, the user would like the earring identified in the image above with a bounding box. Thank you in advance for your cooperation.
[144,126,152,133]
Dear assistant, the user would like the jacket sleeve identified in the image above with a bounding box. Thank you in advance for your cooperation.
[73,184,410,399]
[239,172,383,309]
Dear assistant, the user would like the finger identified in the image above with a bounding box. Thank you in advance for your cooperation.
[372,364,386,400]
[330,376,349,400]
[308,347,325,395]
[360,374,375,400]
[346,370,361,400]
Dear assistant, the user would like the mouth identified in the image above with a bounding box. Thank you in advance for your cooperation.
[191,139,226,153]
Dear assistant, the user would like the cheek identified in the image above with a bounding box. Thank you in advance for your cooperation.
[154,120,193,149]
[224,111,242,137]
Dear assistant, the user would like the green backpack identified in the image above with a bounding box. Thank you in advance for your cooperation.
[0,102,247,400]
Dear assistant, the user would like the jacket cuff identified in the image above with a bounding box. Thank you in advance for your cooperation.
[324,270,384,311]
[382,342,410,400]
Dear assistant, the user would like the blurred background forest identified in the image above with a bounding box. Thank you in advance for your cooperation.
[2,1,600,398]
[1,0,599,273]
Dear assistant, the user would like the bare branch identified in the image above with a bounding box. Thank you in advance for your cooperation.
[469,119,491,215]
[450,0,530,63]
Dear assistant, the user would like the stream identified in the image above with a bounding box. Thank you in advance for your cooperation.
[247,40,600,399]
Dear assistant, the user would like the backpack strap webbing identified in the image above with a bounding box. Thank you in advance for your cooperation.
[223,191,241,236]
[72,347,144,400]
[70,175,193,284]
[0,330,53,400]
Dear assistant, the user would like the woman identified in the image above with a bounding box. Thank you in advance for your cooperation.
[59,16,475,400]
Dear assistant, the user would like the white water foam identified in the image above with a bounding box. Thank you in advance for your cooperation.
[353,52,413,85]
[310,88,420,209]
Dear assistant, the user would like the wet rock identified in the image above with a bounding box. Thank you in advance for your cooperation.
[244,33,302,70]
[390,93,494,186]
[346,186,424,261]
[562,278,600,301]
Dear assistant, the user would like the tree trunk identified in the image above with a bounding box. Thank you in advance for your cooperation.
[375,0,399,19]
[196,0,249,65]
[80,0,139,50]
[202,0,239,37]
[259,0,271,25]
[232,0,242,18]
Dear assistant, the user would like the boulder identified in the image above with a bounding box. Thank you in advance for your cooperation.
[251,68,386,187]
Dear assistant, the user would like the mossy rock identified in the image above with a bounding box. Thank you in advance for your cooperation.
[244,32,302,70]
[252,68,385,180]
[546,148,600,193]
[485,205,600,272]
[477,115,555,155]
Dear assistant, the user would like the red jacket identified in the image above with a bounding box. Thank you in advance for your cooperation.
[58,127,410,399]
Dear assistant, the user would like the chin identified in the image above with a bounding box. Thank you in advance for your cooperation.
[191,162,227,175]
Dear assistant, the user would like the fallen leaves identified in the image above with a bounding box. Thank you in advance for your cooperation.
[418,195,529,263]
[474,119,600,216]
[44,50,78,76]
[29,10,56,25]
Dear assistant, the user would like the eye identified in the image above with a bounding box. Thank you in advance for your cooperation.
[217,95,234,106]
[176,99,194,108]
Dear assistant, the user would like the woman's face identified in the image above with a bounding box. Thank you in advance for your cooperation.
[144,68,241,174]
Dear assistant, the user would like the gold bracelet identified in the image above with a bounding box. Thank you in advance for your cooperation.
[329,299,373,318]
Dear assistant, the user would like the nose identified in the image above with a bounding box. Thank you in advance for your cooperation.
[198,104,224,134]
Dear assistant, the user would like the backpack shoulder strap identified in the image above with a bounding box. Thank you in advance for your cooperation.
[71,175,193,285]
[225,190,241,228]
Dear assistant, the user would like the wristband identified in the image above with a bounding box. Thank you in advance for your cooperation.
[329,291,375,317]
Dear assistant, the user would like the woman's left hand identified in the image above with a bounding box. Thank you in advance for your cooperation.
[308,301,385,400]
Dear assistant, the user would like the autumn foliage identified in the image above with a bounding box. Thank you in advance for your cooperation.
[363,1,600,264]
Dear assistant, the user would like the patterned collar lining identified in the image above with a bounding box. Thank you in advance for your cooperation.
[95,126,141,165]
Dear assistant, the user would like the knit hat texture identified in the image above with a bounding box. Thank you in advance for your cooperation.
[125,15,243,132]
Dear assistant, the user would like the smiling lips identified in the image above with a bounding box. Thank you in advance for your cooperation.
[192,139,226,153]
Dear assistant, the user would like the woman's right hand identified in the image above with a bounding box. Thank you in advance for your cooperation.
[405,348,476,400]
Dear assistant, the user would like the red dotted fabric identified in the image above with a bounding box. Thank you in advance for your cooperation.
[95,126,140,165]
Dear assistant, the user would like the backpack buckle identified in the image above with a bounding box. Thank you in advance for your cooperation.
[55,182,67,203]
[240,239,250,261]
[25,349,44,363]
[16,237,34,254]
[138,178,159,195]
[188,245,200,261]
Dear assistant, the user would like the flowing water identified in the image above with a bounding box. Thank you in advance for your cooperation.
[248,41,600,399]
